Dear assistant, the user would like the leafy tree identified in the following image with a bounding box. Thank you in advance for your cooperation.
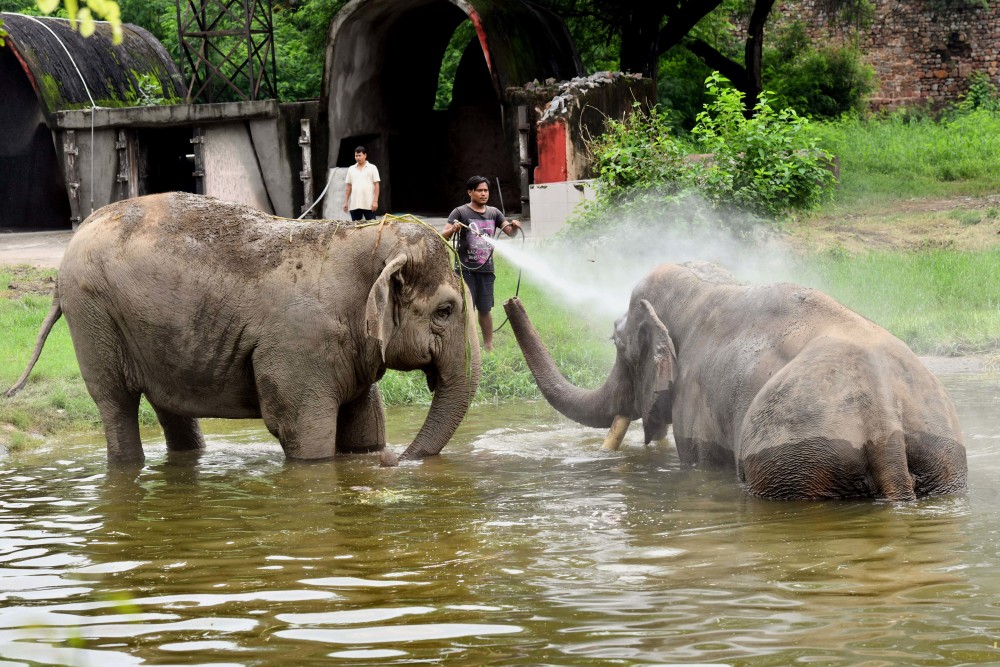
[0,0,122,44]
[546,0,877,114]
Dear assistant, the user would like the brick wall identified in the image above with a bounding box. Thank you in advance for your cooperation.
[786,0,999,110]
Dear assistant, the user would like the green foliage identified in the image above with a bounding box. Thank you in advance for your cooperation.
[952,70,1000,114]
[567,73,836,238]
[557,4,621,74]
[691,72,837,215]
[763,22,877,119]
[272,0,347,101]
[434,20,475,110]
[657,46,714,130]
[125,71,171,106]
[588,102,689,197]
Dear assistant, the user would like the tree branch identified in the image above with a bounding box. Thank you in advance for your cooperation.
[657,0,724,52]
[684,38,748,89]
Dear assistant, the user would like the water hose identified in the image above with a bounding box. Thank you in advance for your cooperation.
[448,220,526,333]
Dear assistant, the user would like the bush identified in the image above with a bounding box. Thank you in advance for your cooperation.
[690,72,837,216]
[566,72,836,238]
[950,70,1000,114]
[763,22,877,119]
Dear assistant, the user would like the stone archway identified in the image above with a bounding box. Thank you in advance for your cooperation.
[321,0,582,216]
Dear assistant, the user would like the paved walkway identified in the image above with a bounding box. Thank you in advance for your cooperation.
[0,230,75,269]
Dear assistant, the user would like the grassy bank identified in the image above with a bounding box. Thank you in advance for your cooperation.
[813,110,1000,210]
[3,245,997,450]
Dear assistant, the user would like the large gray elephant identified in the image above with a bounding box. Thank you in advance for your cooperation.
[8,192,480,466]
[504,262,966,501]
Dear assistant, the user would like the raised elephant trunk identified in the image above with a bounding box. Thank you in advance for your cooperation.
[503,297,619,429]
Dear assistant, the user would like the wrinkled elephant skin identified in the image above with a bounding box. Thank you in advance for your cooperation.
[504,262,966,501]
[8,192,481,466]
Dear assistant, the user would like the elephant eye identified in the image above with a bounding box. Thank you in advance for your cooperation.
[434,302,454,321]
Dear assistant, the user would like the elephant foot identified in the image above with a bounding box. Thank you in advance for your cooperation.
[378,448,400,467]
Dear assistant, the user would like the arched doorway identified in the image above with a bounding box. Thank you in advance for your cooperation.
[322,0,582,216]
[0,45,71,230]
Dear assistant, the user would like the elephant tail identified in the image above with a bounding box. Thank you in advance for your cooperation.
[5,298,63,398]
[866,430,917,501]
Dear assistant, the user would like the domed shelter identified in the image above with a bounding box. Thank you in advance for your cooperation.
[0,13,185,230]
[320,0,583,216]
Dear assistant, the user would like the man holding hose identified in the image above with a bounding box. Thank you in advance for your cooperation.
[442,175,522,352]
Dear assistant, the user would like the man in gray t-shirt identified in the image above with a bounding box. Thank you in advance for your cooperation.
[442,175,521,351]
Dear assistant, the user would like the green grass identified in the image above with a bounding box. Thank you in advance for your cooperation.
[813,110,1000,209]
[793,248,1000,355]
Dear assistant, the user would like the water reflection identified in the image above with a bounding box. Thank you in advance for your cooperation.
[0,370,997,665]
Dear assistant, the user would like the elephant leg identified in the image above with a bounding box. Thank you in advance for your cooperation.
[865,430,917,501]
[336,385,386,454]
[91,387,144,465]
[258,390,339,460]
[152,404,205,452]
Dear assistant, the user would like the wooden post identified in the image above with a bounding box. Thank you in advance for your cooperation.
[298,118,313,218]
[115,128,131,201]
[63,130,82,229]
[191,127,205,195]
[517,105,531,219]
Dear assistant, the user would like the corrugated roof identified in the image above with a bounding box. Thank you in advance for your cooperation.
[0,13,185,116]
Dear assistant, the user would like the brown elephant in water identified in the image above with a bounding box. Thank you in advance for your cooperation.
[8,192,480,466]
[504,262,966,500]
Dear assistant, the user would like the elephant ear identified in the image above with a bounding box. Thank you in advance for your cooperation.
[366,253,407,361]
[626,299,676,440]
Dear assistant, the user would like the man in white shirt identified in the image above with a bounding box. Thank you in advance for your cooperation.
[343,146,381,220]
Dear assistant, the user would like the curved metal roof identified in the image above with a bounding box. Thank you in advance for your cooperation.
[0,13,185,117]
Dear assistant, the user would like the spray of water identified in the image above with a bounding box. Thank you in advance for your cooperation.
[484,195,801,330]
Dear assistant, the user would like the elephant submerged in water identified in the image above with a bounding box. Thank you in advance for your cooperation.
[504,262,966,501]
[8,192,480,466]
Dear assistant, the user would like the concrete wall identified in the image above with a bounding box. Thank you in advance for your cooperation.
[203,124,273,213]
[320,167,350,220]
[528,179,597,237]
[48,101,316,225]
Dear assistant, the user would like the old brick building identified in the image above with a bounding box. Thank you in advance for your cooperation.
[789,0,999,110]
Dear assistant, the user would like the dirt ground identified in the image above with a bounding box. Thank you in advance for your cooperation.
[781,196,1000,255]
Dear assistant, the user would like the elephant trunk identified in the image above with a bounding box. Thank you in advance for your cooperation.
[503,297,619,429]
[383,321,482,466]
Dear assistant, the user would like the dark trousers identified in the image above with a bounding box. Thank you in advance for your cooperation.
[350,209,377,221]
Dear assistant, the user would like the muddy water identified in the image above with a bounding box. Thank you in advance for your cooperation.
[1,369,998,666]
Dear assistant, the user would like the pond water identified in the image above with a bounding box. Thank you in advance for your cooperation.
[1,367,998,666]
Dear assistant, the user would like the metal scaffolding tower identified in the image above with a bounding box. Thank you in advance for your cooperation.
[175,0,278,103]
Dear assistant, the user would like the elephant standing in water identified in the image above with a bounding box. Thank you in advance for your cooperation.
[504,262,966,500]
[8,192,480,466]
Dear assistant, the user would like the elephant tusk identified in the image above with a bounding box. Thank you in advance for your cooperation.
[601,414,632,451]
